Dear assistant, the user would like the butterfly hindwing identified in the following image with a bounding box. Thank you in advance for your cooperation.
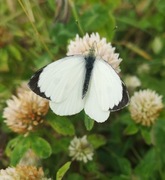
[84,58,129,122]
[110,82,129,112]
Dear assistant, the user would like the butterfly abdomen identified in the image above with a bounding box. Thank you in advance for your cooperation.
[82,55,96,98]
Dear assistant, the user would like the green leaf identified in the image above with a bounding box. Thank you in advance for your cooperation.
[50,23,75,47]
[140,127,151,145]
[157,0,165,15]
[84,114,94,131]
[111,175,131,180]
[56,161,71,180]
[152,119,165,163]
[88,134,106,149]
[117,157,131,175]
[98,12,115,41]
[51,137,70,154]
[0,49,9,72]
[48,0,56,11]
[7,45,22,61]
[86,161,99,173]
[124,124,139,135]
[48,116,75,136]
[67,173,84,180]
[30,136,52,159]
[10,136,30,166]
[34,54,52,69]
[0,84,6,93]
[5,136,23,157]
[81,4,112,31]
[135,149,157,179]
[108,0,121,9]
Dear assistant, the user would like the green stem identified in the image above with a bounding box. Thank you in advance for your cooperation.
[18,0,53,59]
[68,0,84,36]
[132,147,142,161]
[0,9,24,25]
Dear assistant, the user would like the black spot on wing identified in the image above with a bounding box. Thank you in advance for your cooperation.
[110,82,129,112]
[28,66,50,100]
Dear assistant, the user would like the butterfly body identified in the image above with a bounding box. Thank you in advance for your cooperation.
[28,54,129,122]
[83,54,96,98]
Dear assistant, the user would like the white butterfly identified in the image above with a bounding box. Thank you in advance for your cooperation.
[28,52,129,123]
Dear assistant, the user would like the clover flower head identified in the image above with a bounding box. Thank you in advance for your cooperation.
[68,135,94,163]
[67,32,122,73]
[137,63,150,74]
[3,90,49,134]
[16,81,30,94]
[125,75,141,90]
[129,89,163,126]
[19,149,40,166]
[0,165,51,180]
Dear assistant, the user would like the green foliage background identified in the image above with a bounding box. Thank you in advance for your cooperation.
[0,0,165,179]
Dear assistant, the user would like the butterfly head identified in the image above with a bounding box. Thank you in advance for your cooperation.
[87,41,98,58]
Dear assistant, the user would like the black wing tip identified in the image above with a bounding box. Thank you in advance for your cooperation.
[28,67,50,100]
[110,82,130,112]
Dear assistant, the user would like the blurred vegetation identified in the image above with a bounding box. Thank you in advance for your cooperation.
[0,0,165,179]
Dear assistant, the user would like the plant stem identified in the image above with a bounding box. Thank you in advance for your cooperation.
[132,147,142,161]
[68,0,84,36]
[17,0,53,59]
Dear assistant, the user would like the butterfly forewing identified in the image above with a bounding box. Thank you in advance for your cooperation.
[29,56,86,115]
[28,66,50,99]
